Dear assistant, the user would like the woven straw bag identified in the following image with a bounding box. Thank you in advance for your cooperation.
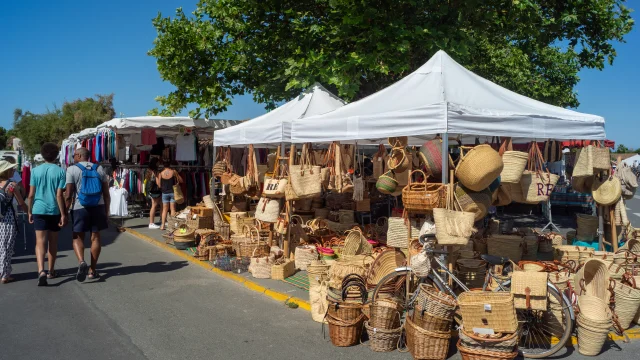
[487,234,525,263]
[249,251,272,279]
[290,146,321,199]
[433,184,477,246]
[592,174,622,206]
[387,147,410,173]
[376,170,398,194]
[386,217,420,249]
[574,259,611,303]
[309,280,329,323]
[402,170,446,213]
[455,184,492,221]
[592,143,611,170]
[510,271,548,311]
[457,292,518,333]
[572,175,594,194]
[254,197,281,223]
[573,146,595,177]
[294,245,318,270]
[576,214,599,239]
[520,142,559,203]
[499,138,528,184]
[612,278,640,329]
[456,145,504,191]
[576,295,612,356]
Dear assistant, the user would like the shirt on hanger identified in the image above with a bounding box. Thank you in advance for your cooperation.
[141,129,157,145]
[176,134,197,161]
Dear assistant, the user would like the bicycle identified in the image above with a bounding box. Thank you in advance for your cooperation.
[372,234,575,359]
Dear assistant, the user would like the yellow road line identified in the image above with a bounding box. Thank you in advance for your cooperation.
[121,226,311,312]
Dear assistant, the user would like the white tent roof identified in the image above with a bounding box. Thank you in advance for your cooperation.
[621,154,640,167]
[97,116,239,138]
[291,50,605,145]
[214,83,345,147]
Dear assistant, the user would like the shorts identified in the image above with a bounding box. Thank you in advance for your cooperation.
[149,191,162,199]
[33,214,61,232]
[71,206,108,233]
[162,193,175,204]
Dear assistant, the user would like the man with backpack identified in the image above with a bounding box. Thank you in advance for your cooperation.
[65,147,110,282]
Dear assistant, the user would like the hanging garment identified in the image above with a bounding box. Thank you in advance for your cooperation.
[109,187,129,216]
[141,129,157,145]
[176,134,197,161]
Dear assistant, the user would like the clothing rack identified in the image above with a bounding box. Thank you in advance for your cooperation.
[112,164,209,169]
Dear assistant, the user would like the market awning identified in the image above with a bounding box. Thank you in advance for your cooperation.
[213,83,345,147]
[97,116,239,138]
[291,50,605,145]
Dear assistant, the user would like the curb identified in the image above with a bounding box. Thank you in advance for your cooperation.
[119,225,311,312]
[115,224,640,343]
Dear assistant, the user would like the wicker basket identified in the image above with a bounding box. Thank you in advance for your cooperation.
[456,145,503,192]
[487,235,524,263]
[232,226,270,258]
[369,297,403,330]
[162,231,174,245]
[405,316,451,360]
[576,214,599,239]
[612,280,640,329]
[364,321,402,352]
[458,327,518,353]
[414,284,457,320]
[271,258,296,280]
[173,225,196,250]
[412,310,453,332]
[326,313,366,347]
[455,185,493,221]
[166,215,187,232]
[294,245,318,270]
[457,292,518,333]
[457,340,518,360]
[402,170,446,213]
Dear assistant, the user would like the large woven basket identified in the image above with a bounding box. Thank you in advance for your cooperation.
[405,316,451,360]
[455,185,493,221]
[414,284,457,320]
[369,297,403,330]
[457,340,518,360]
[574,259,611,303]
[294,245,318,270]
[376,171,398,195]
[232,226,269,258]
[326,313,365,347]
[386,217,420,249]
[519,171,560,203]
[402,170,446,213]
[487,234,524,263]
[456,145,504,192]
[500,150,528,184]
[576,214,599,239]
[365,248,406,290]
[166,215,187,232]
[612,279,640,329]
[387,147,410,173]
[457,292,518,333]
[458,327,518,353]
[271,258,296,280]
[364,321,402,352]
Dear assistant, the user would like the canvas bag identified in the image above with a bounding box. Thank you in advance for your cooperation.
[520,142,559,203]
[172,171,184,204]
[290,143,322,199]
[263,165,288,198]
[254,197,281,223]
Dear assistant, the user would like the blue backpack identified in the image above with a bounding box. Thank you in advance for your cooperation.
[75,163,103,207]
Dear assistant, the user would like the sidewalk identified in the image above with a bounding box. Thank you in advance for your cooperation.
[111,216,311,309]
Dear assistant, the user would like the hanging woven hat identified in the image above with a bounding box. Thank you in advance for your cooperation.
[591,175,622,206]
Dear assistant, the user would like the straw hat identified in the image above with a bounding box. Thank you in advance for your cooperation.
[0,160,18,177]
[592,175,622,206]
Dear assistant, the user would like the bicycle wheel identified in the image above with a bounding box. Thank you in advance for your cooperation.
[494,281,573,359]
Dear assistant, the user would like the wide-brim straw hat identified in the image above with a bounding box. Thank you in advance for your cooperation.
[0,161,18,176]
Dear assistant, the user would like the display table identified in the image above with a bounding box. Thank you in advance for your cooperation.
[550,187,595,214]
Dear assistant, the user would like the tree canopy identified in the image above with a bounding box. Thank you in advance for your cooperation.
[12,94,116,155]
[149,0,634,119]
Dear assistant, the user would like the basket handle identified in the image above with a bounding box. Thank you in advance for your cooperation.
[408,169,428,187]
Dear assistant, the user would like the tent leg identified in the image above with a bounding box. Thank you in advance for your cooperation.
[598,206,604,251]
[441,133,449,185]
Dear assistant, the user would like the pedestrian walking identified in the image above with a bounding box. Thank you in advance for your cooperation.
[27,143,67,286]
[0,160,28,284]
[157,160,182,231]
[145,157,162,229]
[65,147,110,282]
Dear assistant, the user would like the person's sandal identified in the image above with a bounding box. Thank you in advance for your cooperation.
[87,271,101,280]
[47,270,58,279]
[76,261,88,282]
[1,277,13,284]
[38,271,48,286]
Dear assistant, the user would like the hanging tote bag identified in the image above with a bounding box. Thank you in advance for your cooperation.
[290,144,322,199]
[254,197,281,223]
[543,140,563,163]
[592,142,611,171]
[402,170,446,213]
[173,172,185,204]
[573,146,594,177]
[455,145,503,192]
[519,142,559,203]
[263,165,288,199]
[499,137,528,184]
[372,144,388,179]
[433,184,477,246]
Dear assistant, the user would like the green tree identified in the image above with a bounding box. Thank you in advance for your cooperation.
[148,0,634,118]
[12,94,116,155]
[616,144,630,153]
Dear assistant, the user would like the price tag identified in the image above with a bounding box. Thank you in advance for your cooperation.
[377,157,382,161]
[484,304,492,311]
[473,328,495,335]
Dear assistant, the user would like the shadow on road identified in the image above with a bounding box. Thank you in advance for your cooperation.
[99,261,189,281]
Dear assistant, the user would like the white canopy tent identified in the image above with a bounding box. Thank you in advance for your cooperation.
[97,116,239,138]
[291,50,605,145]
[213,83,345,147]
[621,154,640,167]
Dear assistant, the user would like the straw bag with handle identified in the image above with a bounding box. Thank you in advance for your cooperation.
[519,142,559,203]
[402,170,446,213]
[543,139,563,163]
[263,164,288,199]
[254,197,281,223]
[592,141,611,171]
[290,143,321,199]
[456,144,503,192]
[372,144,388,179]
[433,183,477,246]
[510,271,548,311]
[592,172,622,206]
[573,146,594,177]
[499,137,528,184]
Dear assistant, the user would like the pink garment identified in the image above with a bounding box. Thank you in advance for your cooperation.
[141,129,157,145]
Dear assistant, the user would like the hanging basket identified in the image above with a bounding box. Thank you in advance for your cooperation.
[402,170,446,213]
[592,175,622,206]
[455,145,503,192]
[387,148,410,173]
[455,184,493,221]
[434,183,477,246]
[404,316,451,360]
[376,171,399,195]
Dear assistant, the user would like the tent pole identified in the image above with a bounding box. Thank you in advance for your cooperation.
[441,133,449,184]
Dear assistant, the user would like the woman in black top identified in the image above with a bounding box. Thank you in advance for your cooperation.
[156,160,182,230]
[145,158,162,229]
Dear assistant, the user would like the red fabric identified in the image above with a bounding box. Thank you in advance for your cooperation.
[21,165,30,189]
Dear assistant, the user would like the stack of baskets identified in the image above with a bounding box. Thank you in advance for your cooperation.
[458,292,518,334]
[405,285,457,360]
[576,295,613,356]
[554,245,581,264]
[457,328,518,360]
[326,276,367,347]
[173,225,196,250]
[611,278,640,330]
[365,294,403,352]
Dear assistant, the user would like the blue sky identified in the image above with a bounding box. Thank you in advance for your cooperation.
[1,1,638,147]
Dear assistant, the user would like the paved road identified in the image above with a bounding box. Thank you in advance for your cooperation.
[625,195,640,228]
[1,221,638,360]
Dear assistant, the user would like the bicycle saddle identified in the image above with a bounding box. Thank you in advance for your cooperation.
[481,254,510,266]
